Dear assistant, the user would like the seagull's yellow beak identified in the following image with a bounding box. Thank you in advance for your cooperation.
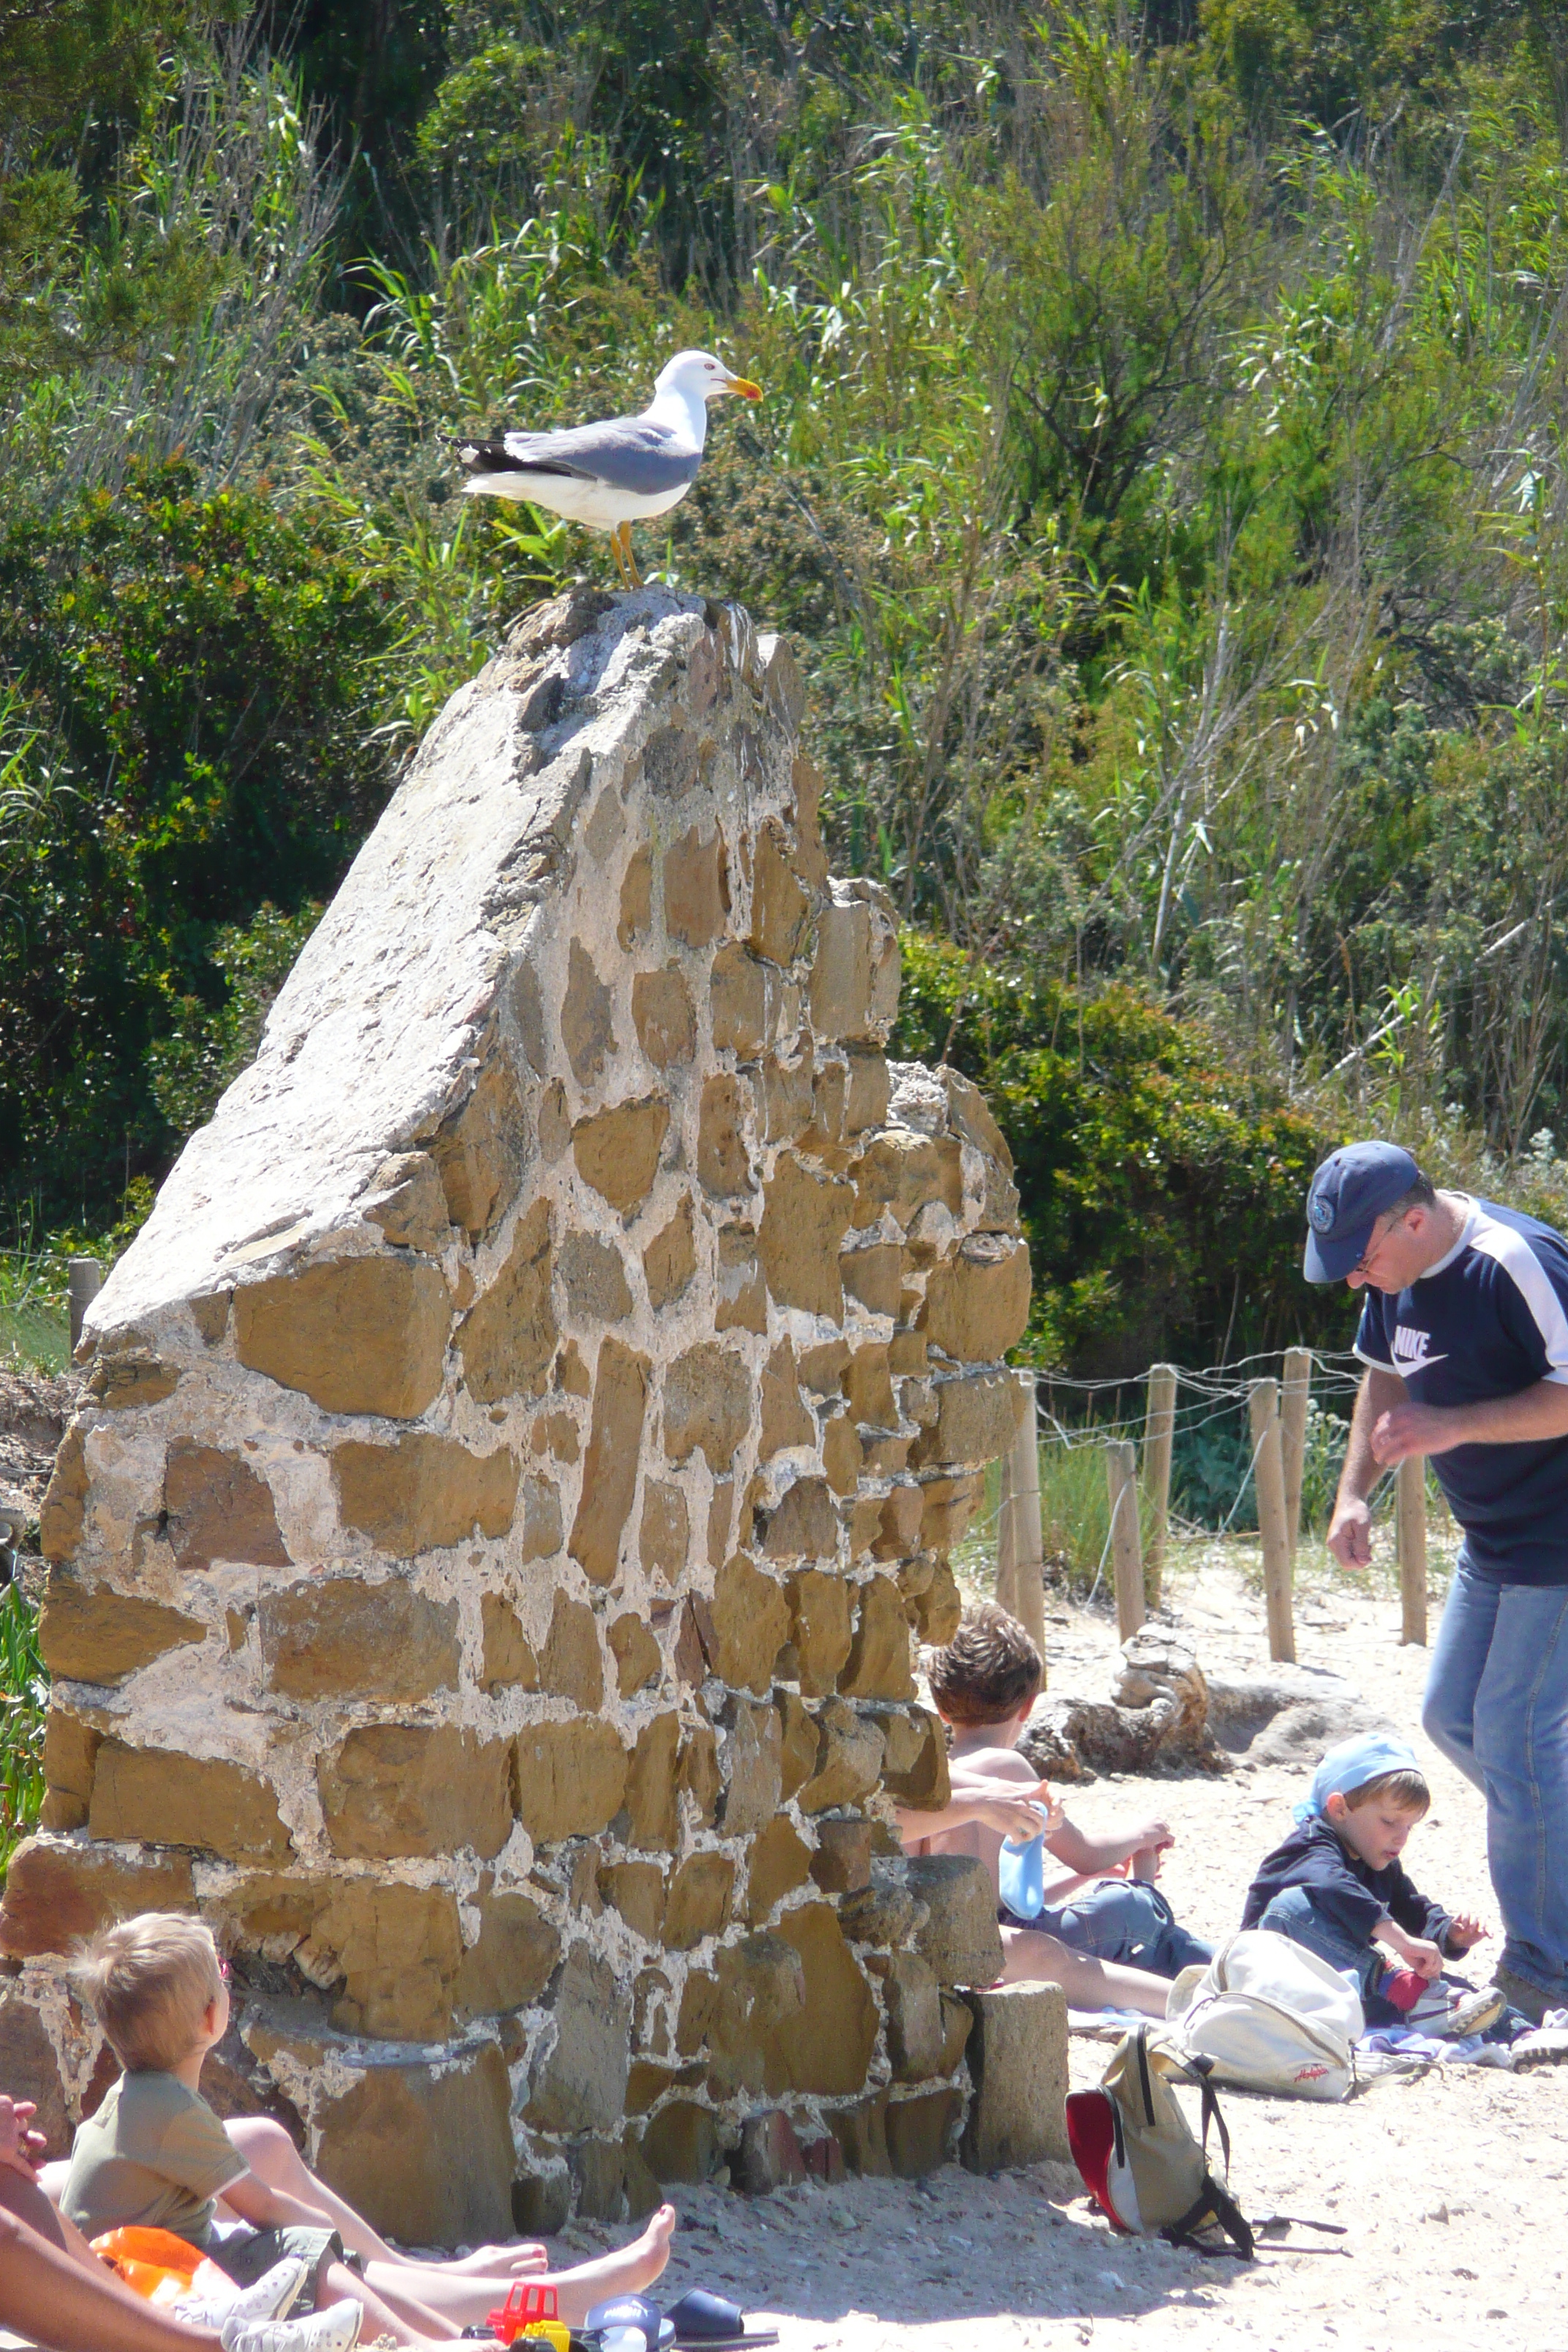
[725,374,764,401]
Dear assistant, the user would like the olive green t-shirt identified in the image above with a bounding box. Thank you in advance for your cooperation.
[62,2071,247,2248]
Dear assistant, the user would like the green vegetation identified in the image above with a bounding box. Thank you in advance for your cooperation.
[0,1588,46,1865]
[7,0,1568,1384]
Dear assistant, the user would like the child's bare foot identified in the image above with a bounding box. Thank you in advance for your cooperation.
[550,2206,677,2326]
[440,2244,549,2278]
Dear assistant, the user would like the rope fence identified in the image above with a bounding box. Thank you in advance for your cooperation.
[988,1349,1435,1664]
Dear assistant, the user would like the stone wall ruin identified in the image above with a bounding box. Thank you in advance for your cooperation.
[4,584,1039,2236]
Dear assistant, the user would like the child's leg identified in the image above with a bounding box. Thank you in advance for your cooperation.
[314,2255,455,2348]
[361,2204,676,2332]
[222,2117,546,2280]
[1000,1923,1172,2016]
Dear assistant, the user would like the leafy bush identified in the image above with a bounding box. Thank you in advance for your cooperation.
[0,1587,45,1869]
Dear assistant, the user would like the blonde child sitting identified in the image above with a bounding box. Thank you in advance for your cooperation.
[61,1913,676,2348]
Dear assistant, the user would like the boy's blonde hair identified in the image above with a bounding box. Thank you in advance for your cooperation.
[71,1912,223,2072]
[1342,1766,1431,1817]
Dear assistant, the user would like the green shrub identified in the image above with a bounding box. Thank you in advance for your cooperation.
[0,1587,45,1870]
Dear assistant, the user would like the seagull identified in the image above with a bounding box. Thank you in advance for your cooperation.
[455,348,763,588]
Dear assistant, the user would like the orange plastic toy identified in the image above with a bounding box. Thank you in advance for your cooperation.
[91,2227,214,2305]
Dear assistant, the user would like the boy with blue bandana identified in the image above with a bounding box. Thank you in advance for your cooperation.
[1242,1731,1503,2037]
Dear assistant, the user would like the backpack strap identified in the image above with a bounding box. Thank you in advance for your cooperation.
[1161,2173,1256,2262]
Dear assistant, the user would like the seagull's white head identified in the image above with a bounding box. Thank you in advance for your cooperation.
[653,349,764,408]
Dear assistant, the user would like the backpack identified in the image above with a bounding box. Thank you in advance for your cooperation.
[1065,2025,1254,2258]
[1169,1929,1362,2101]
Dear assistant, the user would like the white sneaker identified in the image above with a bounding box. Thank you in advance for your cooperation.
[184,2258,309,2329]
[221,2299,363,2352]
[1426,1985,1506,2041]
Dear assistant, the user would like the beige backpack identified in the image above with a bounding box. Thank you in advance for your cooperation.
[1065,2024,1254,2257]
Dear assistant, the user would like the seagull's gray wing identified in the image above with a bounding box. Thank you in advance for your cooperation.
[459,416,699,497]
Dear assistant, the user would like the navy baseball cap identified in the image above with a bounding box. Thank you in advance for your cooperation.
[1303,1141,1420,1283]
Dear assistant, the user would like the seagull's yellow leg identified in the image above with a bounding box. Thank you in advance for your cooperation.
[624,527,645,590]
[608,525,630,589]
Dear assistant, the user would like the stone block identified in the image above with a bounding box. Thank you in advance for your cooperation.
[797,1697,884,1814]
[573,1097,670,1215]
[910,1372,1017,1470]
[663,1853,735,1950]
[747,821,813,966]
[455,1893,561,2016]
[924,1237,1031,1362]
[608,1612,663,1696]
[623,1712,681,1850]
[526,1944,630,2132]
[39,1425,86,1561]
[698,1074,754,1197]
[758,1477,839,1564]
[825,2092,888,2179]
[559,1232,633,1322]
[918,1473,984,1553]
[802,2134,847,2185]
[679,1722,721,1825]
[663,1343,750,1471]
[902,1853,1004,1988]
[910,1554,962,1643]
[846,1343,898,1428]
[639,1480,690,1582]
[569,1339,651,1586]
[844,1049,891,1135]
[710,942,769,1057]
[735,2108,807,2193]
[759,1343,815,1457]
[86,1348,179,1410]
[775,1690,818,1799]
[759,1904,878,2097]
[869,1483,924,1561]
[598,1860,667,1942]
[822,1413,863,1496]
[618,843,652,945]
[0,1991,68,2159]
[334,1436,519,1557]
[885,1950,944,2080]
[758,1156,854,1319]
[569,2137,628,2223]
[940,1994,974,2073]
[706,1931,808,2095]
[39,1573,205,1686]
[513,2166,572,2237]
[643,1196,698,1312]
[165,1441,290,1569]
[363,1151,450,1254]
[429,1059,526,1240]
[259,1577,460,1702]
[632,967,696,1069]
[744,1818,812,1926]
[0,1835,195,1959]
[853,1133,962,1232]
[319,1725,512,1860]
[315,1880,464,2041]
[312,2038,516,2249]
[838,1579,914,1701]
[706,1553,790,1695]
[836,1860,920,1952]
[234,1255,451,1419]
[715,1225,766,1333]
[718,1698,782,1836]
[91,1745,291,1863]
[808,885,889,1042]
[787,1570,853,1697]
[563,938,617,1085]
[809,1817,872,1895]
[456,1198,556,1403]
[879,1707,951,1810]
[538,1591,605,1708]
[39,1707,101,1831]
[886,2088,961,2178]
[640,2100,721,2183]
[663,826,728,947]
[479,1592,538,1691]
[514,1719,628,1844]
[960,1982,1069,2171]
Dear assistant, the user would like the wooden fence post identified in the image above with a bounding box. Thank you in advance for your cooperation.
[1280,1346,1312,1561]
[996,1372,1045,1648]
[1105,1439,1145,1642]
[1142,1363,1177,1610]
[68,1256,102,1353]
[1248,1378,1295,1664]
[1397,1455,1428,1646]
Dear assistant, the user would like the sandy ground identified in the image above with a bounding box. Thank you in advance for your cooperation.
[542,1540,1568,2352]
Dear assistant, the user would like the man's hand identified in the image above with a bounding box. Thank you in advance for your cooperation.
[1371,1402,1465,1466]
[0,2096,46,2180]
[1446,1912,1490,1952]
[1327,1494,1373,1568]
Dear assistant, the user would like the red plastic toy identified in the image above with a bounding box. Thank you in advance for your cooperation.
[487,2283,562,2345]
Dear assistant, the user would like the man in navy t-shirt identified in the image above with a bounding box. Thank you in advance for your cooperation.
[1304,1139,1568,2021]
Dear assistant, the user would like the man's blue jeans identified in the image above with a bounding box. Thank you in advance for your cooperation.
[1422,1556,1568,1999]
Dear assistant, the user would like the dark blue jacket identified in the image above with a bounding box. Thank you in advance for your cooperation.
[1241,1817,1459,1954]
